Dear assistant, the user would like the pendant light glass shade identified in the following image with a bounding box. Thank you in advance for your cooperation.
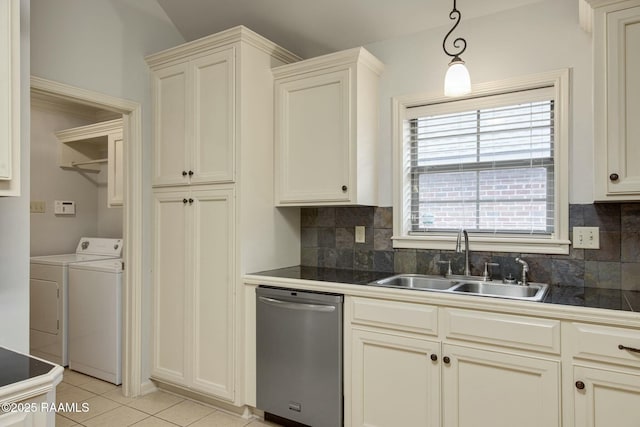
[444,57,471,97]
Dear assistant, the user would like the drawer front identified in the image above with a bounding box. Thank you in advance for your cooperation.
[350,298,438,336]
[442,308,561,354]
[567,322,640,367]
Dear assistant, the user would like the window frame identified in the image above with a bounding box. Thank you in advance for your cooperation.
[391,69,571,254]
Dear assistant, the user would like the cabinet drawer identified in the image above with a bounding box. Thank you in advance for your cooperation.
[442,308,561,354]
[567,322,640,367]
[350,298,438,336]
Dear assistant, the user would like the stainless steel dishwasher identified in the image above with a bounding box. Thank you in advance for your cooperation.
[256,286,343,427]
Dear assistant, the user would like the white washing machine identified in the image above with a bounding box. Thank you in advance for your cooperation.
[68,258,122,384]
[30,237,123,366]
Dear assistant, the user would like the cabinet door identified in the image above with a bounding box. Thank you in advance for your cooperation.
[574,365,640,427]
[151,189,189,385]
[595,5,640,199]
[442,344,560,427]
[276,69,352,204]
[0,0,19,196]
[190,49,235,184]
[152,63,189,186]
[107,131,124,207]
[350,328,440,427]
[190,186,235,401]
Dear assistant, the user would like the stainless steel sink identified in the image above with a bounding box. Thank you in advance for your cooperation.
[449,281,548,301]
[369,274,549,302]
[372,274,457,291]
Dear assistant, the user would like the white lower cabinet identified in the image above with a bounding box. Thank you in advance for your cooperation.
[573,365,640,427]
[441,344,560,427]
[151,185,235,401]
[346,298,561,427]
[350,328,441,427]
[566,321,640,426]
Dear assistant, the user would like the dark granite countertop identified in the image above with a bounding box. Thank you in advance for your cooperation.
[250,266,640,312]
[0,347,56,388]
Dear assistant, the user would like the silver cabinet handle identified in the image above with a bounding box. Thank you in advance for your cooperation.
[258,296,336,312]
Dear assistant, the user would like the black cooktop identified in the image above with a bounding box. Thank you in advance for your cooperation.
[0,347,55,388]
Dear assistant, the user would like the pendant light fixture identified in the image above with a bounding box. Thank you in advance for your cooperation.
[442,0,471,97]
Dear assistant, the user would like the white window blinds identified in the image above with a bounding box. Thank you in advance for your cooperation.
[405,87,555,235]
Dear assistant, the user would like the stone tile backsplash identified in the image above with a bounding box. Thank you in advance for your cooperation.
[300,204,640,290]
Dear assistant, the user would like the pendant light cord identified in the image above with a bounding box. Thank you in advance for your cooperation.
[442,0,467,59]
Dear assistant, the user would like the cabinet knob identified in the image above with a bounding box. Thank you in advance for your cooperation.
[575,380,585,390]
[182,171,188,177]
[183,198,188,204]
[609,173,619,181]
[188,198,194,204]
[188,170,194,176]
[443,356,451,364]
[430,354,438,362]
[341,185,348,192]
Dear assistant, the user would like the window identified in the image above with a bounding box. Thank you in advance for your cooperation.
[392,71,570,254]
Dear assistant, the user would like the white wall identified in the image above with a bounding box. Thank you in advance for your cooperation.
[365,0,593,205]
[31,0,184,381]
[0,0,30,352]
[97,164,123,238]
[30,106,101,256]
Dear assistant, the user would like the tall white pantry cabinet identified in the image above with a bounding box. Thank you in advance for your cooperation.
[146,26,301,405]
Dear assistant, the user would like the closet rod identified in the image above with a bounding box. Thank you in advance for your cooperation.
[71,158,108,166]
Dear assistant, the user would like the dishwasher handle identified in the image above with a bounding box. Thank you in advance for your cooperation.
[258,296,337,312]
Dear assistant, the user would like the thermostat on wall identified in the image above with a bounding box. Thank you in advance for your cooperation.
[54,200,76,215]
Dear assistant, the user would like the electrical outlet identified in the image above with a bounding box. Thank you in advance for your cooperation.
[573,226,600,249]
[30,201,46,213]
[355,226,366,243]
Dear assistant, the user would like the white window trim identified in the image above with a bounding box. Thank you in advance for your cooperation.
[391,69,571,255]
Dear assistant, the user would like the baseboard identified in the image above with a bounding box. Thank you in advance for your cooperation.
[152,379,253,419]
[140,379,158,396]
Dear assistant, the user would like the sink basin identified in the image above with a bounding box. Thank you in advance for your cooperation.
[369,274,549,302]
[372,274,456,291]
[450,281,548,301]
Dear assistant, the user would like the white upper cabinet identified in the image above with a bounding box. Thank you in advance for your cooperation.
[589,0,640,200]
[273,47,383,206]
[150,47,235,186]
[0,0,20,196]
[55,119,124,207]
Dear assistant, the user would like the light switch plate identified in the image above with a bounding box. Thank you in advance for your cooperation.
[355,226,366,243]
[30,200,45,213]
[573,226,600,249]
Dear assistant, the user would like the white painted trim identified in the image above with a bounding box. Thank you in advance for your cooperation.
[31,92,116,121]
[55,118,122,143]
[579,0,640,32]
[272,46,384,80]
[391,69,571,255]
[139,379,158,396]
[145,25,301,69]
[30,76,143,397]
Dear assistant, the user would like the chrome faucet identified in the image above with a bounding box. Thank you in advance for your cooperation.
[515,257,529,286]
[455,229,471,276]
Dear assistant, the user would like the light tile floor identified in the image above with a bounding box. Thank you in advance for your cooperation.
[55,369,279,427]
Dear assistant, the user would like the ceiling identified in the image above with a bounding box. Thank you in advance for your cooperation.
[156,0,546,58]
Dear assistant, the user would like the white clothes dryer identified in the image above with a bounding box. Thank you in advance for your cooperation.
[30,237,123,366]
[68,258,122,384]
